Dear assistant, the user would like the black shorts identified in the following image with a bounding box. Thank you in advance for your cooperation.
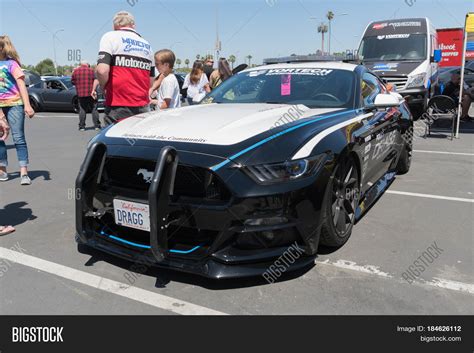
[104,105,150,126]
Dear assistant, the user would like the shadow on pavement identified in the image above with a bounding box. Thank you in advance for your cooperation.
[77,243,316,290]
[7,170,51,181]
[427,119,474,137]
[0,202,37,226]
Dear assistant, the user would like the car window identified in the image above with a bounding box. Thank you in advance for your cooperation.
[359,34,427,61]
[60,78,73,89]
[205,68,356,109]
[46,80,63,90]
[361,73,382,106]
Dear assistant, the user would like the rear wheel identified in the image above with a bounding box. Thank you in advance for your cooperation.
[72,96,79,113]
[320,156,359,247]
[396,143,412,175]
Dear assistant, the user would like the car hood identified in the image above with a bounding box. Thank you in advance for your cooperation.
[105,103,343,146]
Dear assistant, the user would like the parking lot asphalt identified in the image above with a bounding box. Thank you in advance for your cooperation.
[0,112,473,315]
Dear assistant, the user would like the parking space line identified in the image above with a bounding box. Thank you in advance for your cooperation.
[428,278,474,294]
[414,150,474,156]
[0,247,227,316]
[316,260,474,295]
[385,190,474,203]
[316,259,392,278]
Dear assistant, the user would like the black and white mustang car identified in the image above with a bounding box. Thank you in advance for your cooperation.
[76,62,413,279]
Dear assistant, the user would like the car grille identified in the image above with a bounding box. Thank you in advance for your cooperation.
[101,157,231,201]
[382,76,408,91]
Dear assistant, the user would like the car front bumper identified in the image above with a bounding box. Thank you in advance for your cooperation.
[76,143,327,279]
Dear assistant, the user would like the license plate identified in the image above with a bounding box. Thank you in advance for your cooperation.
[113,199,150,232]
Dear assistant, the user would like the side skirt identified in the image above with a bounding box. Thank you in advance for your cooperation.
[355,171,396,223]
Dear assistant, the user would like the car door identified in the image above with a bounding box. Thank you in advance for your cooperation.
[41,80,71,110]
[360,72,400,187]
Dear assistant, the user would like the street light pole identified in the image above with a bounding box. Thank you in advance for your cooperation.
[52,29,64,76]
[44,29,64,76]
[327,13,348,56]
[328,19,331,55]
[310,17,321,55]
[215,1,221,61]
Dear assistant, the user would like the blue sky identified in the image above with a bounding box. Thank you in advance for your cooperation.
[1,0,473,66]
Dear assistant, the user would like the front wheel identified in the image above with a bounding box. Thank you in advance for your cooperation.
[72,96,79,114]
[320,156,359,247]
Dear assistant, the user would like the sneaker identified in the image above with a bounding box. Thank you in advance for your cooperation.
[79,128,86,131]
[95,127,101,131]
[0,171,8,182]
[20,174,31,185]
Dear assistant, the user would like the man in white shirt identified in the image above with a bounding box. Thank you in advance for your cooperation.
[96,11,155,124]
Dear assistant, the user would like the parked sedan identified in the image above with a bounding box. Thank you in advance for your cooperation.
[28,76,105,113]
[76,62,413,279]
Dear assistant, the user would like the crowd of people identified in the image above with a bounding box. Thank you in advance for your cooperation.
[0,11,234,235]
[73,11,234,127]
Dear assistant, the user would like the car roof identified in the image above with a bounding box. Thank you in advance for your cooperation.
[241,61,359,73]
[45,76,70,81]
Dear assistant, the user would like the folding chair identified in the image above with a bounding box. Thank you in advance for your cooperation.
[425,95,457,139]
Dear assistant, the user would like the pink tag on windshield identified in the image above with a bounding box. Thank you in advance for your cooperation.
[281,74,291,96]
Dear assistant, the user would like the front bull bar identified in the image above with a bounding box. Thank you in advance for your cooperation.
[76,142,179,264]
[148,146,179,262]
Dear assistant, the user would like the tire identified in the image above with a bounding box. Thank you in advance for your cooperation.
[29,96,40,112]
[410,105,424,120]
[320,156,359,247]
[411,96,428,120]
[396,144,412,175]
[72,96,79,114]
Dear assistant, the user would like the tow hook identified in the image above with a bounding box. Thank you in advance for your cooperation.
[85,207,113,219]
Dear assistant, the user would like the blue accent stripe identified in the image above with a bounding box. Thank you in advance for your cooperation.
[210,109,357,171]
[168,245,202,254]
[107,233,151,249]
[99,229,202,254]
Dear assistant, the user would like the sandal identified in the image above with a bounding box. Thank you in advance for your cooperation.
[0,225,15,236]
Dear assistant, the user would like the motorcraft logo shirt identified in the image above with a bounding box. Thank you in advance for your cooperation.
[97,28,154,107]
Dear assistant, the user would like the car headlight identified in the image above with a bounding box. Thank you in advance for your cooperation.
[405,73,426,88]
[243,154,326,184]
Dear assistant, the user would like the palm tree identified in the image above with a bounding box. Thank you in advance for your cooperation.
[176,58,182,68]
[185,59,190,68]
[317,23,328,54]
[246,55,253,66]
[326,11,335,55]
[228,55,236,69]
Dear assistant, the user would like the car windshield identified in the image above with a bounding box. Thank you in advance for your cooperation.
[59,77,74,89]
[359,34,427,61]
[204,68,355,109]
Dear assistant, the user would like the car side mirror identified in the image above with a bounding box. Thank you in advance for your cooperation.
[431,49,442,63]
[366,93,400,110]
